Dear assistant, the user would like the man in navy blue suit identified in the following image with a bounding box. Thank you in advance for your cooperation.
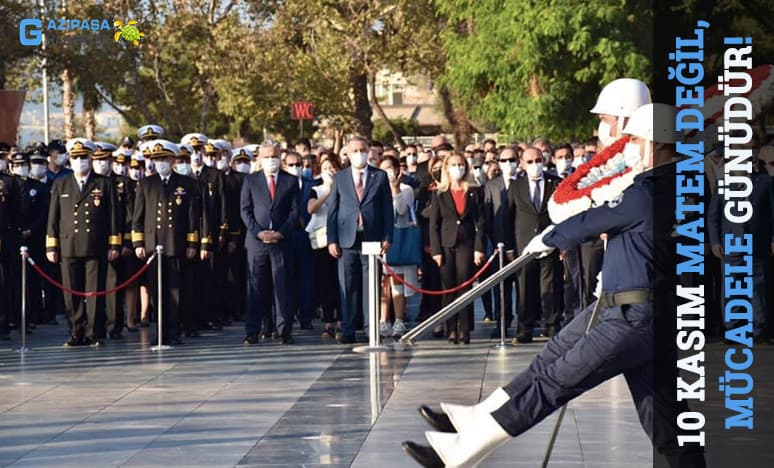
[327,136,394,344]
[240,141,300,345]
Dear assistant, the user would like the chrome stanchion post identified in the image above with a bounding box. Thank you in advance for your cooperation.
[354,242,390,353]
[15,246,31,353]
[493,243,514,350]
[150,245,171,351]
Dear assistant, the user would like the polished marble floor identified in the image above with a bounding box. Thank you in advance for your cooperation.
[0,313,652,467]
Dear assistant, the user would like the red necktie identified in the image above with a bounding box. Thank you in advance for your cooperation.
[356,172,364,228]
[269,175,276,201]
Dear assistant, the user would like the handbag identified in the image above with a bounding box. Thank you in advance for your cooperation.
[386,204,422,266]
[309,226,327,250]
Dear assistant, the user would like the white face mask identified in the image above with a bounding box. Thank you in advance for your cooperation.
[322,171,334,184]
[145,160,155,173]
[406,154,417,166]
[263,157,280,173]
[0,160,7,172]
[190,152,203,166]
[541,151,551,164]
[572,158,584,168]
[350,151,368,169]
[55,153,68,166]
[203,156,216,168]
[129,168,142,181]
[235,162,250,174]
[30,164,47,179]
[12,166,29,178]
[250,161,260,173]
[448,166,465,181]
[498,161,514,177]
[216,158,229,171]
[73,158,91,175]
[175,163,192,176]
[473,167,482,179]
[286,166,300,177]
[526,162,543,179]
[554,159,571,175]
[92,160,111,175]
[597,120,617,147]
[622,142,642,168]
[155,161,172,177]
[385,169,397,181]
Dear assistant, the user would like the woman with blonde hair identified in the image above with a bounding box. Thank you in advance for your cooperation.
[428,152,486,344]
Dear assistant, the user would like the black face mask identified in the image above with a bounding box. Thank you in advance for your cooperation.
[432,169,442,181]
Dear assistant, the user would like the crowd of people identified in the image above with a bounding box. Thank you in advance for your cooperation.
[1,109,772,348]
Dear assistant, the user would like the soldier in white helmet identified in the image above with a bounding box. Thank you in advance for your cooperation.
[404,103,705,468]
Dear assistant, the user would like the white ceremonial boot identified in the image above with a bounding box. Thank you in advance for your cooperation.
[424,410,511,468]
[441,387,510,432]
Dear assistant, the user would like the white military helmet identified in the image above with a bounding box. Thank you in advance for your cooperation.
[590,78,652,117]
[622,103,677,144]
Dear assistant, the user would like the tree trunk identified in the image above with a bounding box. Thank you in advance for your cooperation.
[83,90,98,140]
[439,85,473,148]
[369,72,405,147]
[352,72,372,139]
[61,68,75,139]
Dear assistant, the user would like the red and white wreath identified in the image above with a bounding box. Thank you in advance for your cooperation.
[548,137,642,224]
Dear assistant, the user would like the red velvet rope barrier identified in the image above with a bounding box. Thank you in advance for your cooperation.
[381,250,498,296]
[26,252,158,298]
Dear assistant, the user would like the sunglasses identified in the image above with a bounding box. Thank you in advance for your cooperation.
[405,153,417,156]
[286,163,302,167]
[499,158,517,163]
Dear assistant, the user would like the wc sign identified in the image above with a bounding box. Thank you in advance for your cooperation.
[290,101,314,121]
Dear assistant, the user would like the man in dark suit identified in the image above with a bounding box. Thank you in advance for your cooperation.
[46,139,122,347]
[240,141,300,345]
[508,147,563,342]
[327,136,394,344]
[132,140,207,345]
[284,151,320,329]
[484,148,519,337]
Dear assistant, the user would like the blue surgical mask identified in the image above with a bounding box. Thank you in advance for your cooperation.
[302,167,313,179]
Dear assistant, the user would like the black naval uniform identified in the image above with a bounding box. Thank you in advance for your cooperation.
[192,165,228,328]
[223,170,247,321]
[132,172,206,343]
[103,173,134,337]
[0,173,20,338]
[46,173,121,343]
[10,175,49,326]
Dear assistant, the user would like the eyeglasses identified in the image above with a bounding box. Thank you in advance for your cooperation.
[499,158,517,163]
[286,163,302,167]
[405,153,417,157]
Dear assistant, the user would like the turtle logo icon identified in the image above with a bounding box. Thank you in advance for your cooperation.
[113,20,144,46]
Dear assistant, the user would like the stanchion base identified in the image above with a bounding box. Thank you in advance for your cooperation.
[492,342,516,350]
[352,345,392,354]
[14,346,31,354]
[150,344,174,351]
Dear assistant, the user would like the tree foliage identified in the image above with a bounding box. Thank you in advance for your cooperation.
[434,0,652,141]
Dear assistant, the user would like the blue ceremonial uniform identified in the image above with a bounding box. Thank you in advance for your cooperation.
[491,170,657,449]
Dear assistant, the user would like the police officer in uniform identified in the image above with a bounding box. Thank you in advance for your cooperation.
[92,142,133,339]
[223,148,252,322]
[132,140,206,345]
[46,139,122,347]
[0,153,20,340]
[8,152,49,327]
[404,104,706,468]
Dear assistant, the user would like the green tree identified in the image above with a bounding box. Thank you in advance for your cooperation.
[434,0,652,141]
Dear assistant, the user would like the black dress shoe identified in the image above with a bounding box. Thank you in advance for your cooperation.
[280,335,295,344]
[243,333,259,345]
[140,319,150,328]
[448,334,458,344]
[419,405,456,433]
[64,336,82,347]
[338,335,356,344]
[126,325,139,333]
[461,335,471,345]
[109,331,124,340]
[514,332,533,344]
[402,440,444,467]
[86,337,105,347]
[542,326,557,338]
